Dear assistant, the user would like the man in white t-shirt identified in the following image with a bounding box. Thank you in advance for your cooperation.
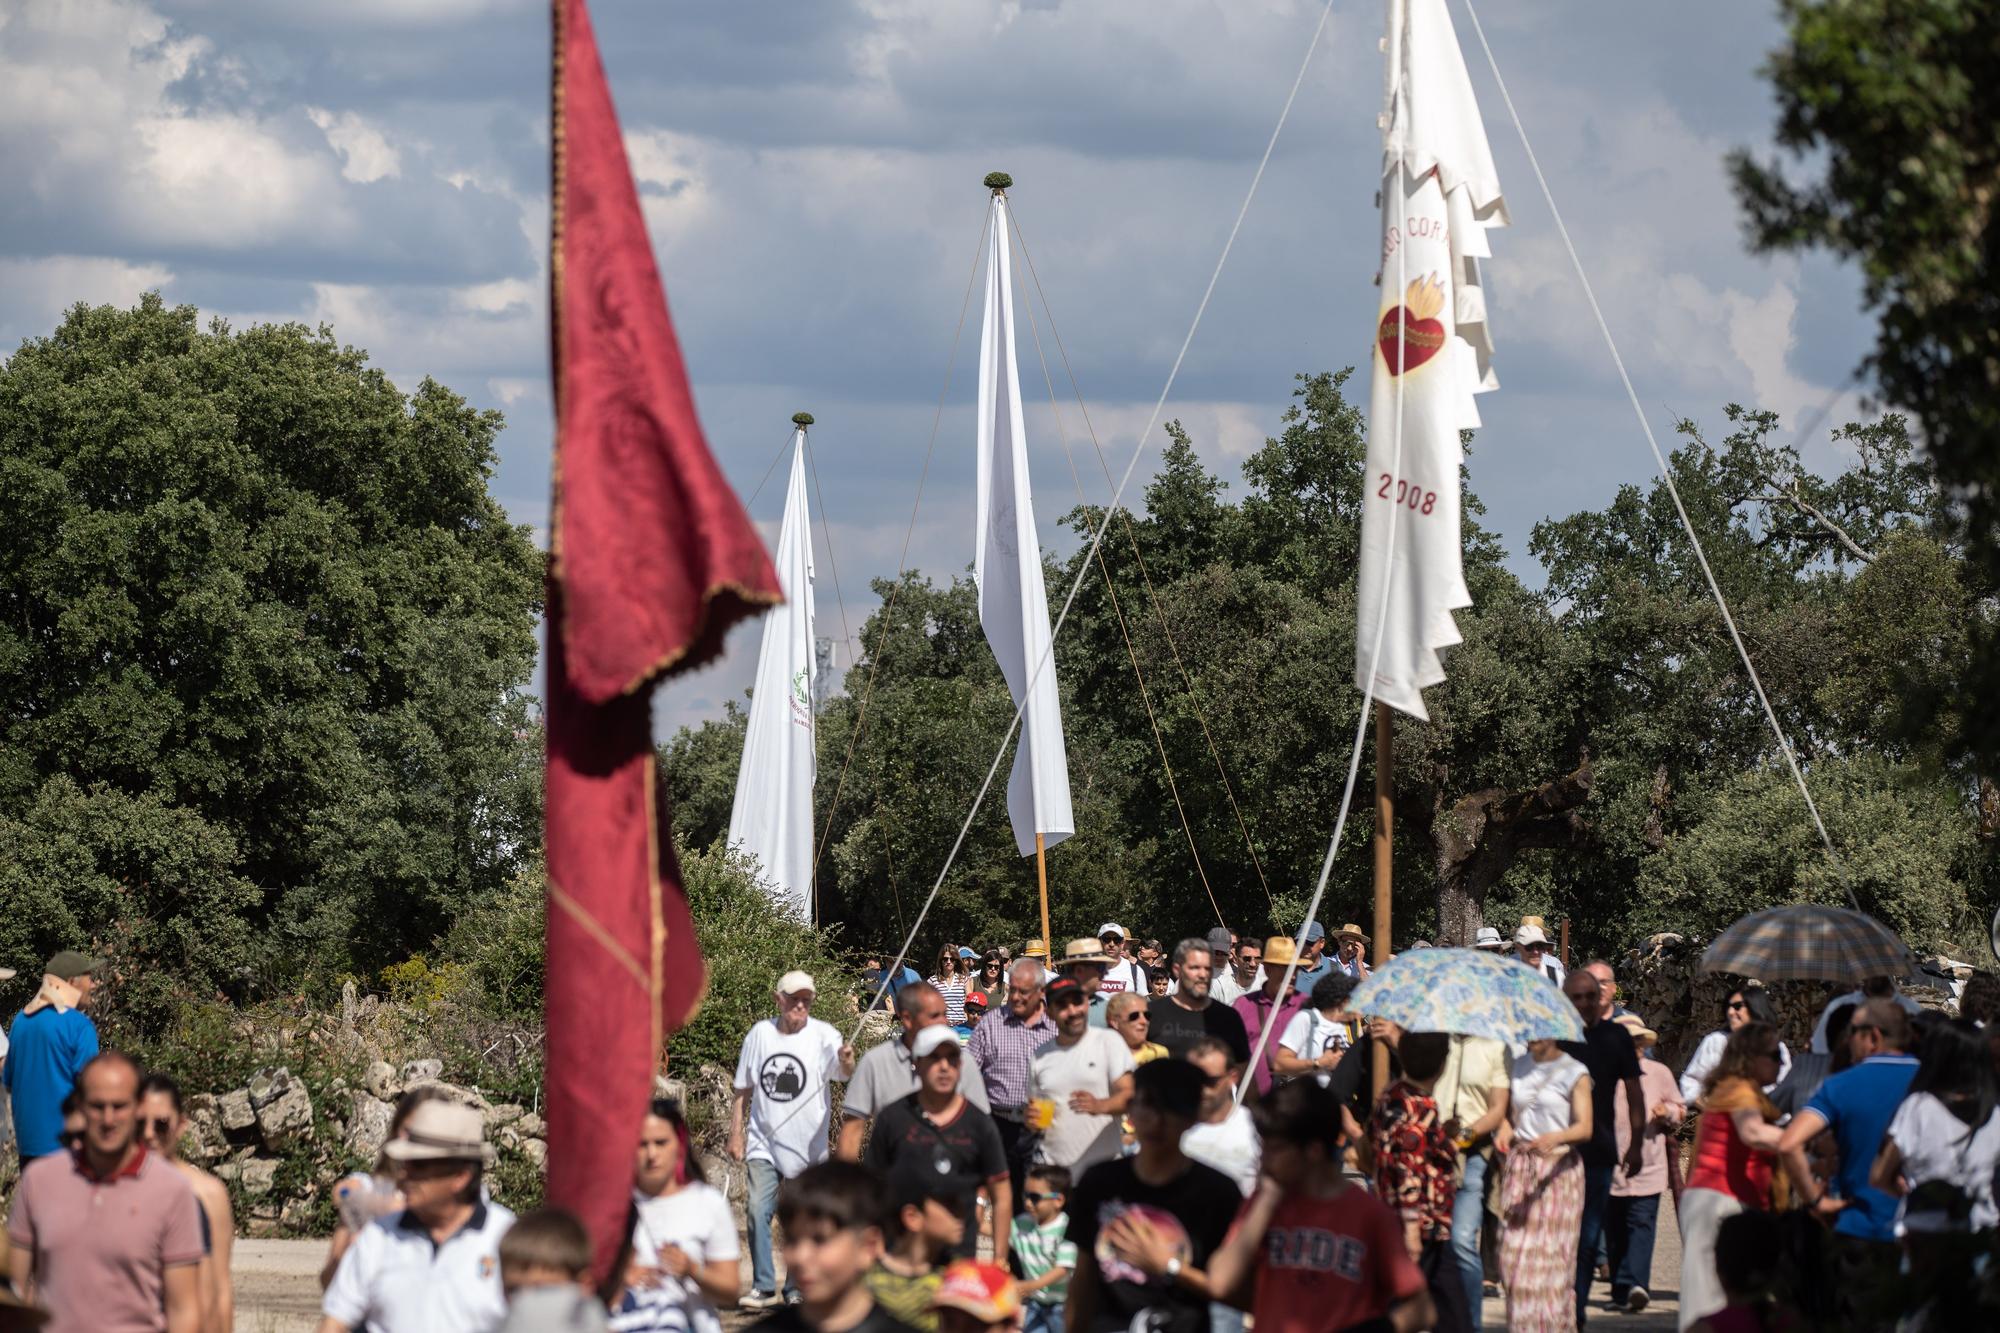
[1028,977,1135,1173]
[1180,1037,1259,1195]
[1094,924,1146,998]
[727,970,856,1308]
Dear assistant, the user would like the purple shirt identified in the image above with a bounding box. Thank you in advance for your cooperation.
[1234,989,1309,1095]
[966,1005,1056,1107]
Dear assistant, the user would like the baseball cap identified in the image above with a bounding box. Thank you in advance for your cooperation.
[957,946,976,960]
[1096,922,1126,940]
[910,1026,962,1060]
[933,1261,1021,1322]
[1302,922,1326,943]
[1045,976,1084,1006]
[1514,924,1551,948]
[45,951,105,981]
[777,970,817,996]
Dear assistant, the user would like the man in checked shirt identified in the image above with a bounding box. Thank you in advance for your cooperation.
[966,959,1057,1208]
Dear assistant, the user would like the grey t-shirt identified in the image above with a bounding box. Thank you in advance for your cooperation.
[842,1032,989,1120]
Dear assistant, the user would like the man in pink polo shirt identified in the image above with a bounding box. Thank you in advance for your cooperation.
[7,1051,204,1333]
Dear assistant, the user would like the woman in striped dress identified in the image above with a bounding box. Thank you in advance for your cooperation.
[929,946,968,1025]
[1496,1037,1594,1331]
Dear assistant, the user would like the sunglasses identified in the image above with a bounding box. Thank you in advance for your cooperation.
[1022,1191,1063,1203]
[1726,1000,1748,1011]
[145,1117,176,1140]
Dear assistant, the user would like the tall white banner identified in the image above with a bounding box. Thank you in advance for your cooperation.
[1356,0,1508,720]
[728,430,818,914]
[976,193,1075,857]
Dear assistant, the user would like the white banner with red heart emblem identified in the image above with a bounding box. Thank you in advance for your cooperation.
[1355,0,1507,721]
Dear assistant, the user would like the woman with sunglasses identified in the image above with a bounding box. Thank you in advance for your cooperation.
[930,946,969,1028]
[1679,1022,1787,1330]
[974,952,1007,1009]
[1678,986,1790,1103]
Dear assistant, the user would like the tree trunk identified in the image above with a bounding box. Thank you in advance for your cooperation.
[1430,756,1595,945]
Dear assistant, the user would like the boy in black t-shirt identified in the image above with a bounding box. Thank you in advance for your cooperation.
[756,1162,920,1333]
[1065,1060,1242,1333]
[862,1027,1011,1260]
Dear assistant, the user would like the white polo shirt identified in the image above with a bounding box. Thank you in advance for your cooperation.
[323,1198,516,1333]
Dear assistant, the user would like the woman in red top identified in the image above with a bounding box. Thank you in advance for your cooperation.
[1679,1023,1786,1331]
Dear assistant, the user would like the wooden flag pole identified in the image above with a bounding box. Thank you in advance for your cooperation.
[1371,700,1394,1098]
[1036,831,1053,963]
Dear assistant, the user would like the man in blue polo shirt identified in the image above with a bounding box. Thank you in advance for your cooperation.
[3,952,103,1165]
[1777,997,1918,1329]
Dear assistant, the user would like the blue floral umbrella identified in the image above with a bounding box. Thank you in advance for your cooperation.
[1348,947,1583,1043]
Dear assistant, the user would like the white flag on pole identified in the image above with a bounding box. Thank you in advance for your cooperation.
[976,192,1075,857]
[728,428,818,914]
[1355,0,1509,721]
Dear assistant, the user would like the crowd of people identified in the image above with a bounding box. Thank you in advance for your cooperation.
[2,926,1997,1333]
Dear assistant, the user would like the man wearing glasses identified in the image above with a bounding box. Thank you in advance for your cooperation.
[1775,999,1919,1329]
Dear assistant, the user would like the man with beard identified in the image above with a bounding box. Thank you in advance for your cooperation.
[1146,941,1249,1065]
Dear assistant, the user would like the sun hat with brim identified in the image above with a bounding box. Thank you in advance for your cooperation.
[381,1101,495,1166]
[1060,938,1111,967]
[1614,1013,1659,1046]
[1331,923,1368,945]
[1473,927,1505,950]
[1514,925,1551,947]
[1264,936,1300,967]
[932,1260,1021,1322]
[45,951,105,981]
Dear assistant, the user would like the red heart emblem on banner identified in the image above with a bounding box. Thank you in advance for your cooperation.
[1377,274,1447,377]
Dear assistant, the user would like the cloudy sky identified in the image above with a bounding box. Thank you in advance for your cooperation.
[0,0,1871,736]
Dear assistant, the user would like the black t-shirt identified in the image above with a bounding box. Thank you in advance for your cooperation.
[1146,996,1251,1065]
[1558,1019,1641,1168]
[1067,1156,1241,1333]
[863,1093,1008,1257]
[755,1302,921,1333]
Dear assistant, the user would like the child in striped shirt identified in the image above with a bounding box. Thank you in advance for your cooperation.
[1009,1166,1077,1333]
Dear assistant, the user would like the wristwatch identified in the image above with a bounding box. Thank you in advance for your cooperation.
[1164,1256,1184,1280]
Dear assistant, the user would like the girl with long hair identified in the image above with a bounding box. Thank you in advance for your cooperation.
[608,1098,741,1332]
[1872,1018,2000,1231]
[973,951,1006,1010]
[930,945,968,1027]
[1679,1023,1786,1331]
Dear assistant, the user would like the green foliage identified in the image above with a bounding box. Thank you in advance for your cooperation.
[666,371,1993,965]
[1731,0,2000,765]
[0,296,543,1022]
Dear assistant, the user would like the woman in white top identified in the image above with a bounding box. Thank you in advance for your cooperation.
[610,1099,741,1333]
[1872,1019,2000,1232]
[1678,985,1791,1102]
[1495,1038,1593,1331]
[929,946,969,1027]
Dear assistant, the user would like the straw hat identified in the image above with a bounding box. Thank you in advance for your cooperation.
[1263,936,1300,967]
[1023,939,1048,959]
[381,1100,495,1166]
[1060,938,1111,967]
[1614,1013,1658,1047]
[1331,923,1369,946]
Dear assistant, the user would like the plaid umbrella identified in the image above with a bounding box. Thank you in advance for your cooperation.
[1347,947,1583,1044]
[1700,905,1914,983]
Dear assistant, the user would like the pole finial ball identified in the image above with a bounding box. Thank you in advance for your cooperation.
[984,171,1013,192]
[791,412,815,427]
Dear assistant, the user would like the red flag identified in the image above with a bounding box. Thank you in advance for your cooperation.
[545,0,780,1280]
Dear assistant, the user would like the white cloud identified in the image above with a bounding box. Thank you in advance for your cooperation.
[0,255,175,351]
[306,107,402,183]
